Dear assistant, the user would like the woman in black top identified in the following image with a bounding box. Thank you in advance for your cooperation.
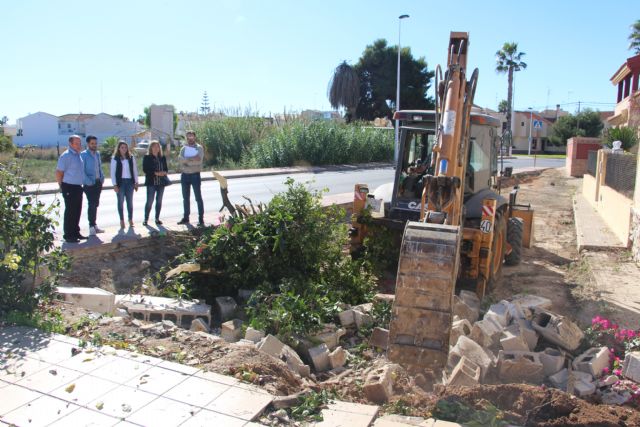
[142,141,168,226]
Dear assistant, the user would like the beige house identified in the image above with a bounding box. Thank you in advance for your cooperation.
[511,110,557,154]
[608,53,640,152]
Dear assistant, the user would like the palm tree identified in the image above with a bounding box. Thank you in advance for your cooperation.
[327,61,360,123]
[496,42,527,153]
[629,20,640,54]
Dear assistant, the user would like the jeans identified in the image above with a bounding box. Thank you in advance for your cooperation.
[116,178,134,221]
[144,184,165,221]
[181,172,204,220]
[61,183,83,240]
[83,180,102,227]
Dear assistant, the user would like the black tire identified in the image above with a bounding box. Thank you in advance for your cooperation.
[505,217,524,266]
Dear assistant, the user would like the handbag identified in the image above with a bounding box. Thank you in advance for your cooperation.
[161,175,172,186]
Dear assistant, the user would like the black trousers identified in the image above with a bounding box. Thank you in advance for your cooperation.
[83,180,102,227]
[61,183,83,240]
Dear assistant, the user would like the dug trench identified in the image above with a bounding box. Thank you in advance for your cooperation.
[54,167,640,426]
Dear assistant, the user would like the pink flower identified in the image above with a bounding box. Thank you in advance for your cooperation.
[602,367,610,375]
[602,319,611,329]
[592,316,602,325]
[614,369,622,376]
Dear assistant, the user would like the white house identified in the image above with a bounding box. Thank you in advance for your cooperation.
[85,113,142,144]
[14,112,59,147]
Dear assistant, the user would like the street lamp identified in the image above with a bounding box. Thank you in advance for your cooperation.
[394,14,410,163]
[527,107,533,156]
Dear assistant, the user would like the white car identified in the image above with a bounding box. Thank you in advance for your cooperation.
[134,141,149,155]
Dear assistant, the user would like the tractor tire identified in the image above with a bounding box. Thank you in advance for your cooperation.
[505,217,524,266]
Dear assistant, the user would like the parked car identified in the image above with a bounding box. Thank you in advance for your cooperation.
[134,140,149,155]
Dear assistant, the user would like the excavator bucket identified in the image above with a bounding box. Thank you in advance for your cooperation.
[388,221,461,372]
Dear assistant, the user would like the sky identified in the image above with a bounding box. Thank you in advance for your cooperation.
[1,0,637,124]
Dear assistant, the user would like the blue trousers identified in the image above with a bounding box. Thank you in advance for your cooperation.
[116,178,134,221]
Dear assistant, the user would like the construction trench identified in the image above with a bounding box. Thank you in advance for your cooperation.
[48,168,640,426]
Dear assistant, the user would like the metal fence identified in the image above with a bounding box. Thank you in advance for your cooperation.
[586,151,598,176]
[605,153,637,198]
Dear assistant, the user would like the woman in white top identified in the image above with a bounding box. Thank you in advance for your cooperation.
[110,141,139,228]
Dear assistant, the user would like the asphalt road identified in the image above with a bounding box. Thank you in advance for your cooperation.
[34,157,565,234]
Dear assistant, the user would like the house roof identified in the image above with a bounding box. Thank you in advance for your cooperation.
[610,54,640,85]
[58,113,95,122]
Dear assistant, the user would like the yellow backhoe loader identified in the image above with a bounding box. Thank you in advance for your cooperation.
[350,32,534,373]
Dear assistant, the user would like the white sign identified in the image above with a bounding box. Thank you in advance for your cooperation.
[184,146,199,158]
[443,110,456,135]
[533,120,543,129]
[480,219,492,234]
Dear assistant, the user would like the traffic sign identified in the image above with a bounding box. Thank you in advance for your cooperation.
[533,120,543,129]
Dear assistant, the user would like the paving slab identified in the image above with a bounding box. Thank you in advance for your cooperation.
[47,406,121,427]
[195,369,242,386]
[2,395,80,426]
[87,385,158,419]
[0,383,42,415]
[179,408,247,427]
[573,194,626,251]
[162,375,230,407]
[49,373,119,406]
[156,359,202,375]
[58,352,118,374]
[0,356,53,384]
[316,401,380,426]
[15,365,83,394]
[125,396,200,426]
[124,365,191,395]
[206,385,274,421]
[25,340,77,364]
[90,357,153,384]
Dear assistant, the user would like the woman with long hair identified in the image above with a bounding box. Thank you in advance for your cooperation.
[110,140,139,228]
[142,140,168,226]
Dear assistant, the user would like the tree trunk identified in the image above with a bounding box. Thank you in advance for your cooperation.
[507,66,514,155]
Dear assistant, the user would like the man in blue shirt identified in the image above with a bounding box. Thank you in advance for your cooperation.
[56,135,86,243]
[81,135,105,235]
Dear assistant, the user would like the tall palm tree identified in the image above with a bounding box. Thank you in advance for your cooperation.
[327,61,360,123]
[629,20,640,54]
[496,42,527,152]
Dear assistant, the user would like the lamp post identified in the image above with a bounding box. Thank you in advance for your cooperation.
[394,14,410,163]
[527,107,533,156]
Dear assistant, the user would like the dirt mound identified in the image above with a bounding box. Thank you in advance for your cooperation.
[438,384,640,427]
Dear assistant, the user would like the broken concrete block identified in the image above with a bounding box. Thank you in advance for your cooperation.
[574,379,596,396]
[511,294,552,312]
[329,346,347,369]
[338,309,356,327]
[500,329,529,352]
[245,327,265,343]
[214,296,237,322]
[498,351,545,384]
[57,286,115,313]
[373,293,395,304]
[598,375,619,387]
[220,319,243,342]
[308,343,331,372]
[190,318,209,333]
[453,295,479,324]
[484,301,511,327]
[312,324,346,350]
[539,348,565,376]
[281,344,310,377]
[573,347,610,377]
[548,368,594,392]
[363,365,395,404]
[448,336,495,380]
[446,356,481,387]
[602,389,632,405]
[622,351,640,382]
[450,319,472,347]
[470,318,503,349]
[506,301,528,321]
[531,309,584,352]
[369,327,389,350]
[257,334,285,358]
[459,290,481,311]
[353,304,374,330]
[236,289,254,303]
[512,318,538,351]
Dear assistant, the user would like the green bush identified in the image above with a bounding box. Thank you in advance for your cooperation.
[603,126,639,151]
[248,121,393,167]
[100,136,118,162]
[183,179,376,338]
[0,162,69,317]
[0,135,15,153]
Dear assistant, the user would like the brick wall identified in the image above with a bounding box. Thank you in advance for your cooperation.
[566,137,602,177]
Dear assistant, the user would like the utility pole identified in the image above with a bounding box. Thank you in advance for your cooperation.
[576,101,581,134]
[394,14,410,163]
[528,107,533,156]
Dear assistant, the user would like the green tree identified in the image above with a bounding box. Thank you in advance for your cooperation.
[629,20,640,54]
[549,110,604,145]
[496,42,527,146]
[327,61,360,123]
[603,126,639,151]
[498,100,509,113]
[0,135,15,153]
[354,39,434,120]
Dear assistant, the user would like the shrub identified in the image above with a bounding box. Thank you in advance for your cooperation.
[0,162,69,317]
[603,126,639,151]
[0,135,15,153]
[100,136,118,162]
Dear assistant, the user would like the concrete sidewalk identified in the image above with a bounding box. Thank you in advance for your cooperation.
[572,194,626,251]
[22,163,394,196]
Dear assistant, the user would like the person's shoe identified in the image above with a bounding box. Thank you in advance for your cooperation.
[197,219,205,227]
[142,220,148,226]
[89,226,97,236]
[129,220,135,227]
[155,219,163,225]
[77,234,88,240]
[64,237,79,243]
[177,218,190,225]
[94,226,105,234]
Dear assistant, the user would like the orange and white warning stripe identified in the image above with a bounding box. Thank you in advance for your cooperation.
[482,205,495,217]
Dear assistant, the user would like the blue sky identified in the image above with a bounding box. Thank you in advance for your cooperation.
[1,0,636,124]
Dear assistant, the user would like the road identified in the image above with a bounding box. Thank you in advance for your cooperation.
[34,157,565,234]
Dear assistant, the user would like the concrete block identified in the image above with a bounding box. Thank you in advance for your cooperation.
[498,351,545,384]
[353,305,374,330]
[506,301,528,321]
[57,287,115,314]
[190,318,209,333]
[548,368,594,392]
[514,318,538,351]
[511,294,552,312]
[574,380,596,396]
[573,347,609,377]
[369,327,389,350]
[500,329,529,352]
[484,301,511,327]
[622,351,640,382]
[459,290,480,311]
[446,356,481,387]
[470,318,503,349]
[539,348,565,376]
[312,324,346,350]
[363,365,395,404]
[374,293,395,304]
[531,309,584,352]
[329,347,347,369]
[338,309,356,327]
[450,319,472,347]
[308,343,331,372]
[245,327,265,343]
[214,296,237,322]
[257,334,285,358]
[237,289,254,303]
[448,336,495,380]
[597,374,619,387]
[220,319,243,343]
[453,295,479,324]
[115,295,211,328]
[281,344,310,377]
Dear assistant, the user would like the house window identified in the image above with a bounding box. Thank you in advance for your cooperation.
[521,121,525,127]
[67,124,71,129]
